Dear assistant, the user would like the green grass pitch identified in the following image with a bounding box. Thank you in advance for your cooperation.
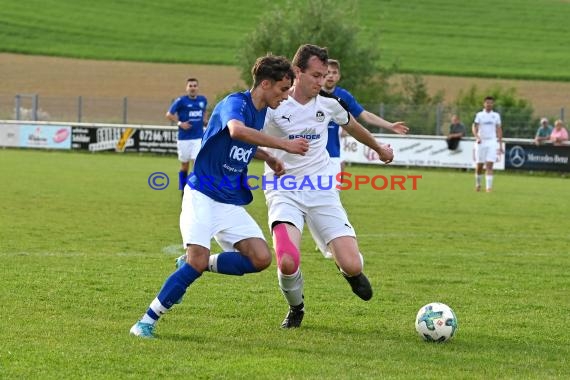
[1,0,570,80]
[0,149,569,378]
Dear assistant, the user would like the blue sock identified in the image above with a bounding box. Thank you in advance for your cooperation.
[156,263,201,308]
[209,252,258,276]
[178,170,188,190]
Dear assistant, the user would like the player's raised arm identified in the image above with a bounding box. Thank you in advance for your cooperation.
[342,117,394,163]
[359,111,409,135]
[227,119,309,155]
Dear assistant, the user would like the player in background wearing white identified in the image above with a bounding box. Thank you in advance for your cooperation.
[130,55,309,338]
[472,96,503,192]
[263,44,396,328]
[323,59,409,174]
[166,78,208,196]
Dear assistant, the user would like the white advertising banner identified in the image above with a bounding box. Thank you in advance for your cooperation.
[0,124,20,147]
[342,135,505,170]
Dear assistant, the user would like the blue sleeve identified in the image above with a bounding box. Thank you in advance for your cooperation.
[220,94,247,128]
[168,97,181,115]
[344,92,364,118]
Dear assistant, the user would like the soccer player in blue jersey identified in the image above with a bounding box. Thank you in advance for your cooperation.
[323,59,408,174]
[166,78,208,195]
[130,55,309,338]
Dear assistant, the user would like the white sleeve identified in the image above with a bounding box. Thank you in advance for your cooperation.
[263,108,274,131]
[331,100,350,126]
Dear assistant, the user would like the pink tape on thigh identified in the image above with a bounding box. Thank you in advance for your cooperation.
[273,223,300,271]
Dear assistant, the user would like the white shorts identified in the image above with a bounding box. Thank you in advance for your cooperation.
[180,187,265,251]
[265,189,356,251]
[475,140,498,163]
[177,139,201,162]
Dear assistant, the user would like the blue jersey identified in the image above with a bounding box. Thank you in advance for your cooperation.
[326,86,364,157]
[168,95,208,140]
[188,91,266,205]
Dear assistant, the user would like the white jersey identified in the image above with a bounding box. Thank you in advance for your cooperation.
[263,91,349,184]
[474,109,501,141]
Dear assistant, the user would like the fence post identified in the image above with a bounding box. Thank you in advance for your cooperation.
[379,103,384,118]
[123,97,128,124]
[561,107,565,122]
[436,104,442,135]
[77,96,83,123]
[32,94,39,121]
[15,94,21,120]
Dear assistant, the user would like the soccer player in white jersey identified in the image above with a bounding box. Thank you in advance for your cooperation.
[263,44,395,328]
[130,55,309,338]
[472,96,503,192]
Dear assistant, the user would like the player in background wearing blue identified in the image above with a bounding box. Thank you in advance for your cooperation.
[323,59,409,174]
[130,55,309,338]
[166,78,208,196]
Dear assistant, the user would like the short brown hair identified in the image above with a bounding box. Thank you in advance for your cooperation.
[251,55,295,88]
[327,59,340,71]
[292,44,328,72]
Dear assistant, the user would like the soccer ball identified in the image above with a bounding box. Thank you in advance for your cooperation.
[415,302,458,342]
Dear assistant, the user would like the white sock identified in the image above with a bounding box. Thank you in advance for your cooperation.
[476,175,482,187]
[278,269,304,307]
[140,298,168,325]
[208,254,219,272]
[486,175,493,190]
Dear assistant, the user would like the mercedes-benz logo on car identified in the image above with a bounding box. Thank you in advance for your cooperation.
[508,145,526,168]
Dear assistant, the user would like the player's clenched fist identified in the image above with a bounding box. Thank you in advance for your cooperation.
[285,138,310,155]
[378,143,394,164]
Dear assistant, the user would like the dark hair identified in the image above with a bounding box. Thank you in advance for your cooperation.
[251,55,295,88]
[292,44,328,72]
[327,59,340,71]
[484,96,494,102]
[187,78,199,83]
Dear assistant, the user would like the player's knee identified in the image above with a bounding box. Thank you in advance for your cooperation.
[273,223,300,274]
[337,254,363,277]
[339,262,362,277]
[186,246,209,272]
[254,249,272,271]
[186,256,208,272]
[278,255,298,275]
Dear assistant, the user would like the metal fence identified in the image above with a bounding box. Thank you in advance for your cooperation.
[0,94,565,138]
[0,94,171,126]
